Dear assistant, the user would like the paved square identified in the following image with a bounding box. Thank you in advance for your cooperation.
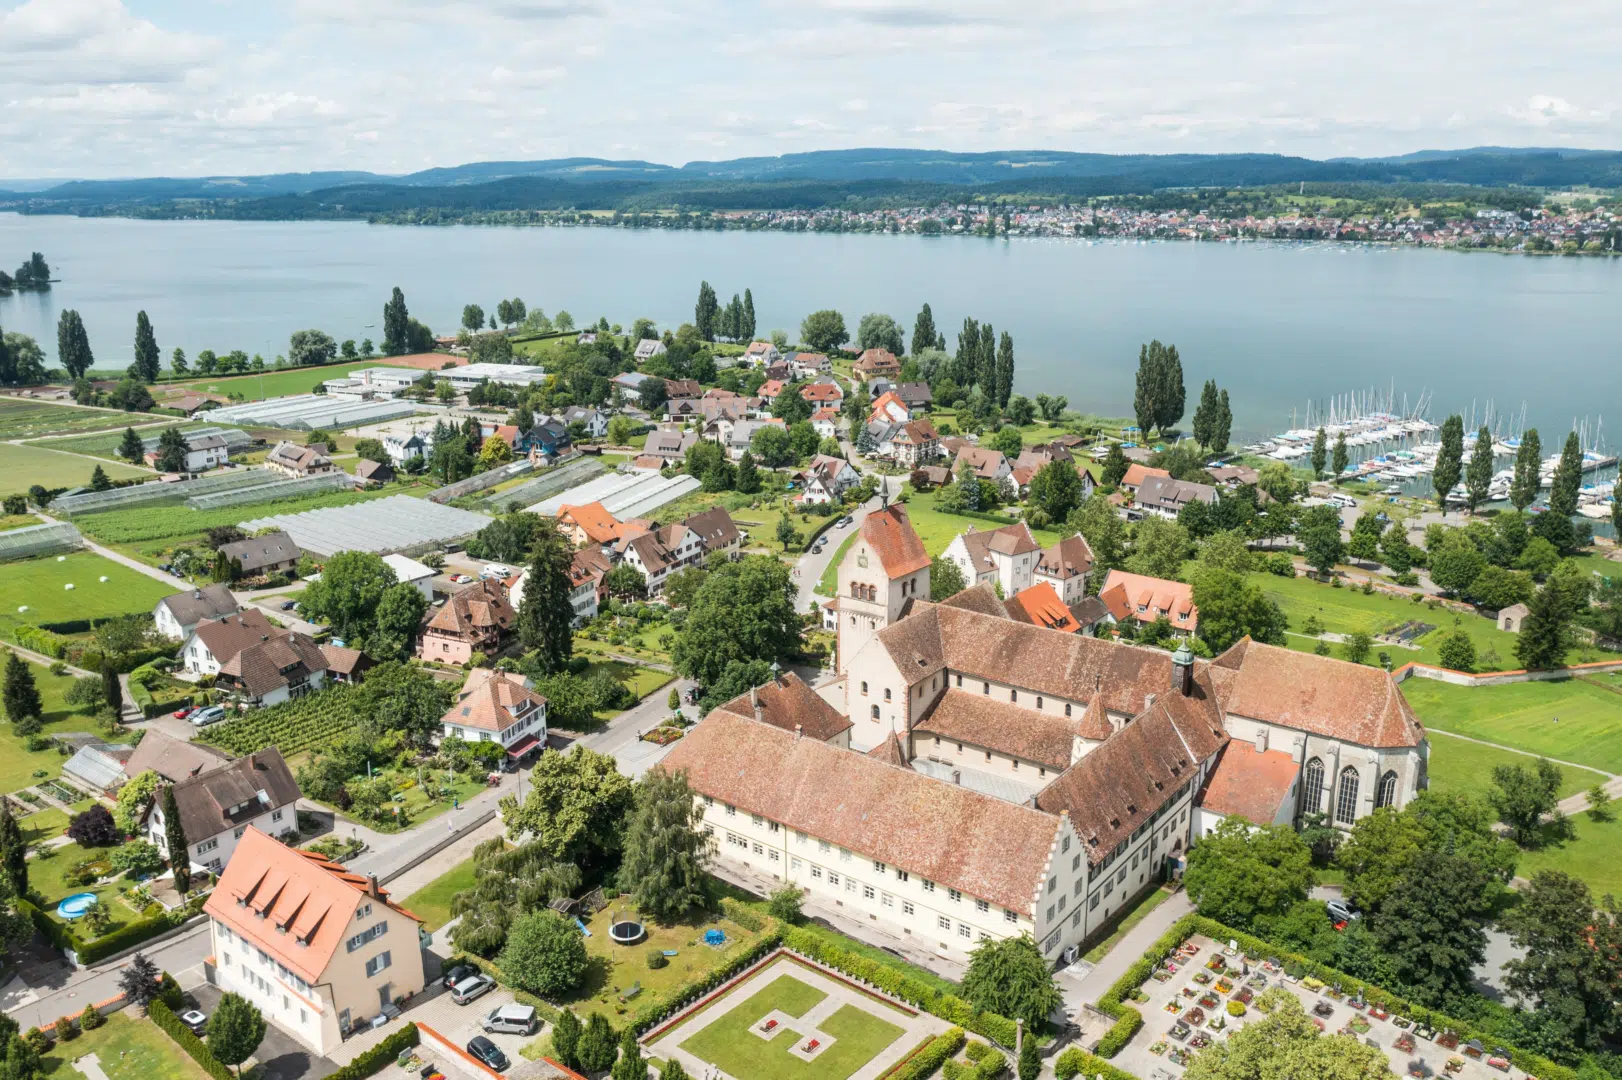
[647,957,950,1080]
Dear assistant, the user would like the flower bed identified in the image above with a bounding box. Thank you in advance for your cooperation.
[640,727,684,745]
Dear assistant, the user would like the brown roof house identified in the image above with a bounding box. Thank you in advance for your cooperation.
[218,532,301,577]
[216,631,330,706]
[144,747,302,875]
[439,668,549,760]
[418,579,515,665]
[853,348,901,382]
[265,441,338,479]
[153,583,240,641]
[1099,569,1198,637]
[1134,474,1218,520]
[204,828,426,1053]
[180,610,279,677]
[123,729,232,784]
[709,669,853,748]
[319,644,374,684]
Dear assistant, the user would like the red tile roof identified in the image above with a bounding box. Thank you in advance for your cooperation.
[442,668,547,733]
[913,689,1079,770]
[1196,742,1299,825]
[859,504,931,578]
[1009,583,1082,634]
[1099,570,1197,633]
[1210,638,1425,748]
[1122,464,1170,488]
[711,671,852,742]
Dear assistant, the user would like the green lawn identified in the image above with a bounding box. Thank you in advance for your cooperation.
[171,359,421,401]
[678,964,907,1080]
[1425,731,1606,800]
[899,491,1064,558]
[0,659,104,792]
[1,513,44,532]
[0,399,140,440]
[400,855,476,931]
[27,839,142,934]
[1516,810,1622,896]
[0,443,149,497]
[25,422,229,464]
[317,766,490,834]
[1255,572,1521,671]
[1400,677,1622,774]
[815,534,858,598]
[0,551,175,641]
[40,1011,212,1080]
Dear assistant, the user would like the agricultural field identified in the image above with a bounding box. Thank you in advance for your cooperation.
[0,397,138,440]
[1400,675,1622,774]
[73,486,389,553]
[171,358,422,400]
[196,683,360,756]
[0,443,149,496]
[1423,730,1605,801]
[24,421,227,463]
[0,513,43,531]
[0,551,174,641]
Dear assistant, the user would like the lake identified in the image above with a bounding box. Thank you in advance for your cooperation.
[1,213,1618,444]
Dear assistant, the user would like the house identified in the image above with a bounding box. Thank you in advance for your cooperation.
[153,583,240,641]
[727,419,784,461]
[762,361,791,383]
[1067,595,1113,637]
[634,338,667,362]
[265,442,337,479]
[1033,534,1095,605]
[557,502,631,547]
[445,364,547,392]
[786,351,831,379]
[382,553,436,600]
[568,546,614,623]
[744,341,781,367]
[1206,465,1260,489]
[145,434,228,474]
[683,507,743,560]
[218,532,300,578]
[794,454,862,505]
[618,521,708,595]
[888,420,941,468]
[663,379,701,401]
[146,748,302,875]
[1134,474,1218,520]
[381,429,433,468]
[810,408,842,440]
[1098,569,1198,637]
[216,632,330,706]
[577,330,598,345]
[560,406,609,440]
[418,579,516,664]
[909,465,951,490]
[1497,603,1530,633]
[1006,582,1083,634]
[894,382,934,411]
[952,446,1013,485]
[354,459,395,485]
[700,413,738,447]
[853,348,901,382]
[180,610,279,676]
[205,827,426,1054]
[643,428,696,463]
[167,393,214,416]
[613,371,655,394]
[709,669,853,748]
[800,382,844,409]
[123,729,232,784]
[757,379,786,404]
[943,522,1042,596]
[63,742,135,795]
[1119,463,1170,494]
[319,645,374,684]
[439,668,548,762]
[869,391,911,425]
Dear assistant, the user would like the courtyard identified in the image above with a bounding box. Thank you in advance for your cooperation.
[644,955,949,1080]
[1118,933,1539,1080]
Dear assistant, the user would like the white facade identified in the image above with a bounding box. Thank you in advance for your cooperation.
[147,799,296,876]
[833,524,929,677]
[382,553,436,600]
[941,531,1038,598]
[446,363,548,390]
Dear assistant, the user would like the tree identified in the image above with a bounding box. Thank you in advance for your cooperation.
[1297,504,1344,577]
[994,331,1015,407]
[1069,492,1128,586]
[660,1060,690,1080]
[207,993,266,1078]
[2,653,41,726]
[1335,807,1423,913]
[961,934,1062,1029]
[1183,988,1392,1080]
[299,551,398,642]
[87,464,111,493]
[1515,578,1575,671]
[799,309,848,354]
[1330,431,1349,484]
[500,745,632,866]
[1192,380,1220,448]
[671,556,800,687]
[518,516,575,672]
[0,802,26,900]
[767,885,803,924]
[1502,870,1622,1052]
[1436,629,1477,672]
[461,303,485,334]
[611,1025,648,1080]
[131,311,160,383]
[1374,850,1493,1005]
[1509,428,1542,511]
[354,438,388,464]
[499,911,590,997]
[551,1010,582,1070]
[162,785,190,893]
[1309,427,1328,479]
[1465,425,1494,513]
[66,803,118,847]
[856,312,905,356]
[114,769,163,835]
[1125,516,1190,580]
[603,563,648,601]
[694,282,719,341]
[1428,534,1485,595]
[576,1014,617,1074]
[154,426,188,473]
[734,450,760,495]
[750,424,792,468]
[368,583,427,662]
[1183,817,1314,930]
[1190,568,1287,652]
[477,436,514,470]
[1489,758,1563,844]
[1212,389,1232,455]
[116,953,162,1014]
[382,287,410,355]
[741,289,756,341]
[1017,1038,1038,1080]
[929,555,968,601]
[1131,340,1184,435]
[1433,414,1464,513]
[618,766,710,921]
[1341,630,1373,665]
[911,303,938,357]
[1100,442,1129,488]
[56,309,94,379]
[288,329,337,367]
[787,420,819,462]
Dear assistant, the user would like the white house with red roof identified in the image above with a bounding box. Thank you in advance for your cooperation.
[439,667,549,761]
[1098,569,1198,637]
[869,390,911,425]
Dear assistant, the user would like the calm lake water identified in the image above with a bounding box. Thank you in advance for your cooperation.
[2,213,1618,443]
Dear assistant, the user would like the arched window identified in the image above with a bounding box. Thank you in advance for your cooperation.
[870,705,880,719]
[1302,758,1325,816]
[1375,770,1398,809]
[860,681,868,695]
[883,688,891,702]
[1336,766,1361,825]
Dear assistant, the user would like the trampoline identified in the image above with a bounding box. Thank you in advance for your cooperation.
[609,920,647,946]
[56,893,97,920]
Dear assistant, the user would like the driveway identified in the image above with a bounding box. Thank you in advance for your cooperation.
[192,984,338,1080]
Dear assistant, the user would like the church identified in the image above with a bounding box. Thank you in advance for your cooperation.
[662,504,1429,965]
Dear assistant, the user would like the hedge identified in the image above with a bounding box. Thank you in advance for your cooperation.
[626,924,787,1036]
[20,894,206,965]
[942,1044,1007,1080]
[329,1023,419,1080]
[879,1028,964,1080]
[150,1000,235,1080]
[1090,912,1578,1080]
[1054,1047,1136,1080]
[14,626,69,659]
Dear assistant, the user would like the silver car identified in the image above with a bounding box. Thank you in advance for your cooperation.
[451,973,496,1005]
[189,705,227,726]
[481,1004,537,1035]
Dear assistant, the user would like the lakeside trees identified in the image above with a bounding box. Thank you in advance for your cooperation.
[56,309,93,379]
[1133,340,1184,436]
[1191,380,1234,453]
[799,309,848,353]
[1509,428,1542,511]
[1465,424,1494,513]
[130,311,161,383]
[1432,414,1464,512]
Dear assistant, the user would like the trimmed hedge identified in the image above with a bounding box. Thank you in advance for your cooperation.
[1054,1047,1136,1080]
[150,1000,234,1080]
[14,625,69,658]
[20,894,205,965]
[880,1028,964,1080]
[626,923,787,1035]
[942,1045,1007,1080]
[330,1023,419,1080]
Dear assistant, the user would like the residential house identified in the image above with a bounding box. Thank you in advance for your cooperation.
[1119,463,1170,495]
[634,339,667,362]
[180,610,279,676]
[757,380,787,405]
[943,522,1042,597]
[727,419,785,461]
[744,341,781,367]
[683,507,743,560]
[1006,582,1083,634]
[216,632,330,706]
[1033,534,1095,605]
[796,455,862,505]
[1098,569,1198,637]
[205,828,427,1053]
[869,391,911,425]
[666,398,703,423]
[853,349,901,383]
[382,553,436,600]
[952,446,1013,485]
[381,429,433,468]
[146,748,302,875]
[319,645,374,684]
[810,408,842,440]
[700,412,739,448]
[439,668,548,762]
[145,434,228,474]
[1206,465,1260,489]
[663,379,701,401]
[1134,474,1218,520]
[123,729,232,785]
[560,406,609,440]
[569,547,613,623]
[354,460,395,485]
[762,361,791,383]
[617,522,706,595]
[613,371,655,395]
[153,583,240,641]
[577,331,598,345]
[800,381,844,409]
[786,351,831,379]
[417,579,516,664]
[265,442,337,479]
[888,420,941,468]
[894,382,934,412]
[909,464,951,490]
[218,532,300,578]
[643,428,696,463]
[557,502,633,547]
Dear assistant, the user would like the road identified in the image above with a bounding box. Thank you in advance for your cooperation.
[791,472,894,615]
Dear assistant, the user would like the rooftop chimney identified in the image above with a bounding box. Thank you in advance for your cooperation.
[367,875,382,899]
[794,724,803,742]
[750,685,763,724]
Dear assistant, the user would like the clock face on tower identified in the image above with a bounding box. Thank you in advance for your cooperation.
[857,550,869,568]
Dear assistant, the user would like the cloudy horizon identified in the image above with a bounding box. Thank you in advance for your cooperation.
[2,0,1618,180]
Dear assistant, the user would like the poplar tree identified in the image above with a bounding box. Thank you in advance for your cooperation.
[911,303,937,357]
[1546,430,1583,519]
[0,329,12,386]
[1192,380,1220,447]
[694,281,719,341]
[977,323,996,395]
[518,516,575,673]
[1509,428,1542,511]
[619,768,709,921]
[955,317,979,386]
[1465,425,1495,514]
[170,347,188,376]
[56,309,94,379]
[1331,431,1349,483]
[102,663,124,718]
[741,288,756,341]
[132,311,160,383]
[994,332,1015,408]
[162,785,191,892]
[1212,389,1233,455]
[382,287,410,355]
[0,800,27,898]
[1309,427,1328,479]
[1432,414,1464,513]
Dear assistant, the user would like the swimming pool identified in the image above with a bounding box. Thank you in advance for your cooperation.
[56,892,97,920]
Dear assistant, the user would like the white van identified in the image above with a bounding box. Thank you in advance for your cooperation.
[481,1004,538,1036]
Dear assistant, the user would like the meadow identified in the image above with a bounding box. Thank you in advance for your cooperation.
[1423,730,1605,801]
[0,443,148,496]
[0,551,174,640]
[171,358,422,400]
[25,422,226,462]
[0,659,97,791]
[1400,674,1622,774]
[0,398,138,440]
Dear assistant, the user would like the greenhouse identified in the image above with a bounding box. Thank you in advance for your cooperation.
[238,494,490,556]
[206,394,420,431]
[51,468,283,515]
[187,471,354,510]
[0,521,84,562]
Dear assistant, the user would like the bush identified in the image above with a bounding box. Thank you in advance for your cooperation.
[327,1024,420,1080]
[67,804,119,846]
[23,1028,50,1053]
[646,949,668,970]
[1226,999,1246,1017]
[80,1004,105,1030]
[882,1029,965,1080]
[1053,1048,1136,1080]
[1267,553,1295,576]
[110,840,166,877]
[55,1016,78,1042]
[499,911,589,997]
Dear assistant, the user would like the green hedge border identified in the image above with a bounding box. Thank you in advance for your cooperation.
[329,1023,419,1080]
[880,1028,964,1080]
[150,1000,235,1080]
[1090,912,1577,1080]
[20,895,205,965]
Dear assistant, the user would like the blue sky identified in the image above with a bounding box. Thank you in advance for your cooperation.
[2,0,1618,179]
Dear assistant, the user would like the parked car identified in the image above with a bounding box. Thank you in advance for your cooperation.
[280,600,297,611]
[172,706,195,720]
[441,963,476,990]
[451,973,496,1005]
[481,1004,538,1036]
[466,1037,509,1072]
[178,1009,207,1034]
[189,706,227,727]
[1326,899,1360,924]
[450,574,473,584]
[837,516,853,527]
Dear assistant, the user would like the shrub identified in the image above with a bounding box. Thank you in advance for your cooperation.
[67,804,118,846]
[646,949,668,970]
[499,911,589,997]
[23,1028,50,1053]
[882,1029,965,1080]
[327,1024,419,1080]
[1053,1048,1136,1080]
[55,1016,78,1042]
[149,1000,234,1080]
[1226,1000,1246,1017]
[80,1004,105,1030]
[110,840,166,877]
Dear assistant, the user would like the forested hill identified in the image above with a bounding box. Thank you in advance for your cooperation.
[3,147,1619,218]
